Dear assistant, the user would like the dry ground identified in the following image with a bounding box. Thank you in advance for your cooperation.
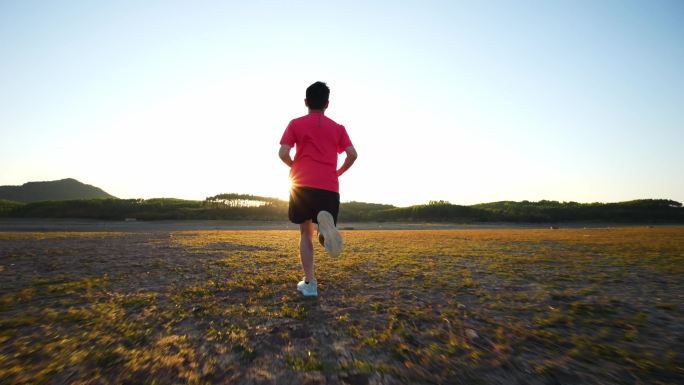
[1,227,683,384]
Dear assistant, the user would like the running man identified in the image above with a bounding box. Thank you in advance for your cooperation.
[278,81,358,297]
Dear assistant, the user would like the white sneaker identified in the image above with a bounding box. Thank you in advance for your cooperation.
[317,211,342,257]
[297,278,318,297]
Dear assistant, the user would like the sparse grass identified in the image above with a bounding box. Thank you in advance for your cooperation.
[1,227,683,384]
[285,349,326,372]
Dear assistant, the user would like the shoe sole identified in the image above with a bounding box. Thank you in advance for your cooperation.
[317,211,342,257]
[297,286,318,297]
[299,290,318,297]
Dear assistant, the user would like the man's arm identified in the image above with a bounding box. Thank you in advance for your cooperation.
[337,146,357,177]
[279,144,293,167]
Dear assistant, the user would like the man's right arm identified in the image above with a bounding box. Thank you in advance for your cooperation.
[337,146,357,177]
[279,144,293,167]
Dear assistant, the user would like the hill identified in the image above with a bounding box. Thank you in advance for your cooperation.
[0,194,681,223]
[0,178,116,203]
[372,199,683,222]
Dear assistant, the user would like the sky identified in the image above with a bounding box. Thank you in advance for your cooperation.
[1,0,682,206]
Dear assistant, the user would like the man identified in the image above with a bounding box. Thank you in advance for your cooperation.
[278,81,357,297]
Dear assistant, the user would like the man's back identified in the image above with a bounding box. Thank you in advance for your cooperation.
[280,111,352,192]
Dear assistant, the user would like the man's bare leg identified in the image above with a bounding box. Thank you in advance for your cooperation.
[299,220,315,282]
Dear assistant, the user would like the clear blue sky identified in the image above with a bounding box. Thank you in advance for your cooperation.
[1,0,682,206]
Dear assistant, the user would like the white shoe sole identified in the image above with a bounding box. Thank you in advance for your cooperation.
[297,287,318,297]
[297,281,318,297]
[317,211,342,257]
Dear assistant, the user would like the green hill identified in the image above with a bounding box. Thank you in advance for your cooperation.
[0,178,116,203]
[470,199,683,222]
[0,199,23,216]
[0,195,681,223]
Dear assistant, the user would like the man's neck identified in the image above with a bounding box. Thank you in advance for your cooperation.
[308,109,325,114]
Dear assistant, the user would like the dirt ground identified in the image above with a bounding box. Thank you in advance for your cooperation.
[1,227,683,384]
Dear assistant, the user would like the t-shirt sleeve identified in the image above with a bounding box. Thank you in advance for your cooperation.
[279,120,296,147]
[337,125,353,154]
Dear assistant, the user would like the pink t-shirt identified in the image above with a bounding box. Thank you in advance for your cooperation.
[280,112,353,193]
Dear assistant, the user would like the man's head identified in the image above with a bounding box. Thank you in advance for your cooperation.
[305,81,330,111]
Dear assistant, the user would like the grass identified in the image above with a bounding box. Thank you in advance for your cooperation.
[0,227,683,384]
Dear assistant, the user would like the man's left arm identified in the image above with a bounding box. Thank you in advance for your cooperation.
[337,146,357,177]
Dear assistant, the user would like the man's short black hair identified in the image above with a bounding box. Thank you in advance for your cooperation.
[306,81,330,110]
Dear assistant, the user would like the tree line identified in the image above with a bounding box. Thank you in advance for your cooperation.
[0,196,681,223]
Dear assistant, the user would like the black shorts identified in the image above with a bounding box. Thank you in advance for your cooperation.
[289,186,340,225]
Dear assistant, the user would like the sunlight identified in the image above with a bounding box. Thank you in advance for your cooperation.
[287,174,295,194]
